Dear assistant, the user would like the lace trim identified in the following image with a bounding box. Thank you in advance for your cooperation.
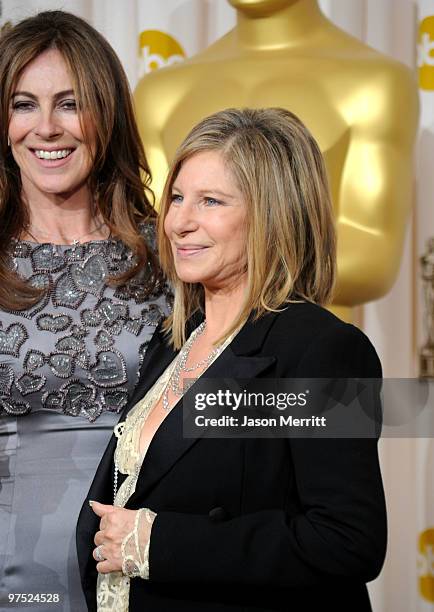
[121,507,156,578]
[96,370,173,612]
[113,360,177,479]
[96,326,237,610]
[96,572,130,612]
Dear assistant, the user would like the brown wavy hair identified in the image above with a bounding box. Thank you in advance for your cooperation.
[158,108,336,348]
[0,10,161,310]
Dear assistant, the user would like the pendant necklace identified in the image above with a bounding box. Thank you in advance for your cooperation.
[162,321,226,411]
[26,219,107,246]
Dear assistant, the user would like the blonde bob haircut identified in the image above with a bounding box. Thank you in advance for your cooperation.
[158,108,336,349]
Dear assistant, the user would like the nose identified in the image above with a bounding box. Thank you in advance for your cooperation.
[167,200,199,236]
[34,108,63,140]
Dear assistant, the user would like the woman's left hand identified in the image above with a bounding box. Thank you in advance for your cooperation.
[91,501,138,574]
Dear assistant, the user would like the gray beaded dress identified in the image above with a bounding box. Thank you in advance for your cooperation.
[0,226,171,611]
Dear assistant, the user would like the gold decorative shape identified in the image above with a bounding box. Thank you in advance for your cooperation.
[418,16,434,91]
[139,30,185,75]
[418,528,434,602]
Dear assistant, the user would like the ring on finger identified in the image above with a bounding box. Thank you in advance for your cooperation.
[94,545,106,562]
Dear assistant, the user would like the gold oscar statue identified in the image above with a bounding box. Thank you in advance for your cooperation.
[420,238,434,378]
[134,0,419,320]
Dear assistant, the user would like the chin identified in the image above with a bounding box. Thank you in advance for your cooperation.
[175,273,204,285]
[36,184,69,194]
[31,178,83,196]
[175,269,210,286]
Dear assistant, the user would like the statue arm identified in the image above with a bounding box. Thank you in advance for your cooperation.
[333,66,419,306]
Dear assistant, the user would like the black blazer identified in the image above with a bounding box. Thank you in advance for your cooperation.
[77,302,386,612]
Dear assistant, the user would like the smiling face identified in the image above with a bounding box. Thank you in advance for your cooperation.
[8,48,95,200]
[164,150,248,294]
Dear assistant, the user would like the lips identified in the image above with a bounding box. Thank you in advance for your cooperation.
[29,147,76,168]
[175,244,209,258]
[33,148,73,160]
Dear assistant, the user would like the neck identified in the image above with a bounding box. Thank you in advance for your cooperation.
[236,0,326,50]
[203,280,247,341]
[21,183,105,244]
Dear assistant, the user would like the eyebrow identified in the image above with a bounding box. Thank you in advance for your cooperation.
[172,185,236,200]
[11,89,75,100]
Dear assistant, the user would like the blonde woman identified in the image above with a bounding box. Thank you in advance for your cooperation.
[78,108,386,612]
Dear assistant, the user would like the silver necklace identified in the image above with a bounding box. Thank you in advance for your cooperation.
[113,322,231,500]
[26,219,106,246]
[162,321,224,410]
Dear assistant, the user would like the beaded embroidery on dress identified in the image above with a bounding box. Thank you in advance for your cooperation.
[1,224,171,421]
[0,224,172,612]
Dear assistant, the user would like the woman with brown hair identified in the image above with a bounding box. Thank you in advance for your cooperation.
[78,108,386,611]
[0,10,170,611]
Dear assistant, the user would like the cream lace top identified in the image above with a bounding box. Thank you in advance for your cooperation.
[96,329,235,611]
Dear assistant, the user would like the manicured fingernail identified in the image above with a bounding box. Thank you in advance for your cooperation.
[89,500,95,507]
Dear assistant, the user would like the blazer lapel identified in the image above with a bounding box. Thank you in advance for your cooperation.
[127,313,278,506]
